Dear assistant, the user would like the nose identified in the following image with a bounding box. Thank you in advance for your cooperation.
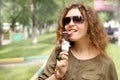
[69,19,75,26]
[65,19,74,31]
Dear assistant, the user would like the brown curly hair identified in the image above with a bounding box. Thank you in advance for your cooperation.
[56,2,108,55]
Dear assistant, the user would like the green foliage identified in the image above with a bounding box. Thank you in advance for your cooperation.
[63,0,94,7]
[35,0,59,24]
[0,0,94,27]
[1,0,30,26]
[98,12,111,22]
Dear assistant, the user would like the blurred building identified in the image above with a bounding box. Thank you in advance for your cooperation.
[94,0,116,12]
[94,0,120,44]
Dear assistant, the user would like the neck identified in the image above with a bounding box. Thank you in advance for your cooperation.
[70,38,100,60]
[72,37,91,54]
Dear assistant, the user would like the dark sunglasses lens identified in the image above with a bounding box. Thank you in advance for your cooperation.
[73,16,84,23]
[63,17,71,26]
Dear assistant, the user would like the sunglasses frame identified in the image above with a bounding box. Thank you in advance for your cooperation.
[63,16,84,26]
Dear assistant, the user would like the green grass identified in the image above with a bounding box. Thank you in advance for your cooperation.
[0,31,56,58]
[0,64,42,80]
[107,44,120,78]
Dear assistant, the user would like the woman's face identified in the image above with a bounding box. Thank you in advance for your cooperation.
[64,8,88,42]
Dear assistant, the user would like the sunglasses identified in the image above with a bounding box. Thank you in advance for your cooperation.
[63,16,84,26]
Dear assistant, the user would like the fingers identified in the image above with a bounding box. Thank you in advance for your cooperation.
[55,52,69,77]
[56,52,69,68]
[57,59,68,67]
[60,51,69,56]
[59,52,69,60]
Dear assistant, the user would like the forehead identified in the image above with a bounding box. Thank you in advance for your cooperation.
[65,8,82,17]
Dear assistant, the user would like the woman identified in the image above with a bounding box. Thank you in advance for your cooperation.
[38,2,118,80]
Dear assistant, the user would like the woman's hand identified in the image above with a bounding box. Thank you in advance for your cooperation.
[55,51,69,79]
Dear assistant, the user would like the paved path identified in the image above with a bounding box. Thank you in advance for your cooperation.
[1,39,11,45]
[0,59,47,67]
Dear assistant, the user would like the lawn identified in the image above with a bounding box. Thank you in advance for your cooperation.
[107,43,120,78]
[0,31,56,58]
[0,31,56,80]
[0,30,120,80]
[0,64,42,80]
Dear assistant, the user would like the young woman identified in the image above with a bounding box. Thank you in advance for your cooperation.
[38,2,118,80]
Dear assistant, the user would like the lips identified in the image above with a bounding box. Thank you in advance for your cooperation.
[68,29,77,34]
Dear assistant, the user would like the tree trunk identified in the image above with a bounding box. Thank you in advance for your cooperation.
[30,0,37,44]
[0,24,2,46]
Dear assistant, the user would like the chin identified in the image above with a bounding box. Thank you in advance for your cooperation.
[69,38,77,41]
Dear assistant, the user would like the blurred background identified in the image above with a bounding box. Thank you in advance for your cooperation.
[0,0,120,80]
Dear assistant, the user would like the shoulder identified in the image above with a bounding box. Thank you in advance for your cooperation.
[48,46,61,61]
[99,54,118,79]
[98,54,115,66]
[97,54,117,73]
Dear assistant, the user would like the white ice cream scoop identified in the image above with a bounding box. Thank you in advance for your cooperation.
[61,31,70,52]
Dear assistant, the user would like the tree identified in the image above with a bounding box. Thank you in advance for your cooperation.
[30,0,37,44]
[34,0,58,33]
[0,0,3,46]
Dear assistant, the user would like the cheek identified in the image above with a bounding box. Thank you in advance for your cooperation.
[77,25,88,38]
[79,24,88,33]
[82,23,88,32]
[84,26,88,34]
[65,25,68,31]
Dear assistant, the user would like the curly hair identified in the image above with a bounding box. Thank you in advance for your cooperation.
[56,2,108,55]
